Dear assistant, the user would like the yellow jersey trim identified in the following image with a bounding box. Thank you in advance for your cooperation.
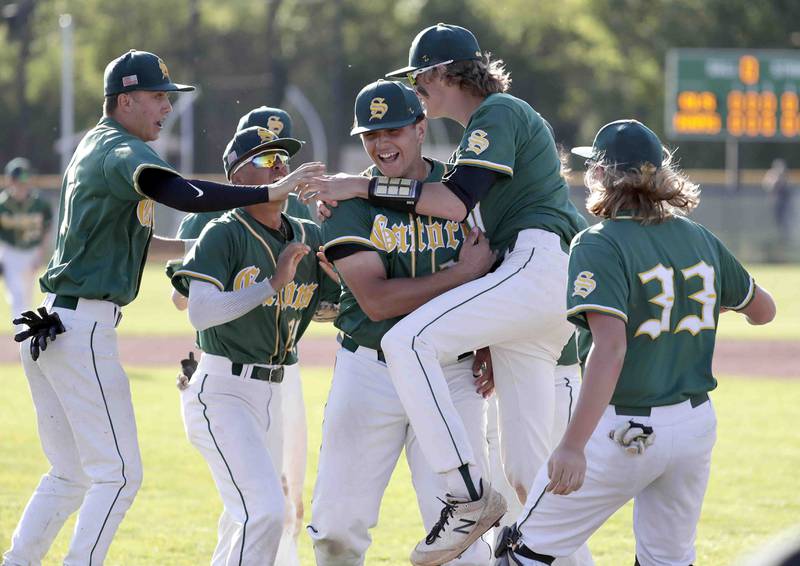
[454,158,514,176]
[323,235,379,252]
[567,304,629,323]
[729,275,755,311]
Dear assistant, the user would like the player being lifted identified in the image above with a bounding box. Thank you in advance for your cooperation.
[307,79,496,565]
[494,120,776,565]
[301,24,586,564]
[171,125,340,565]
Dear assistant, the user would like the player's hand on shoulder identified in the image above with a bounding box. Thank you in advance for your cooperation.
[270,162,326,201]
[454,228,496,280]
[272,242,310,290]
[546,442,587,496]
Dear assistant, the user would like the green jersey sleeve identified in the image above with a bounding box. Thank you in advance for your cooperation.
[103,139,176,201]
[715,236,755,310]
[322,199,384,259]
[285,194,313,221]
[566,236,629,329]
[454,104,517,177]
[173,221,236,292]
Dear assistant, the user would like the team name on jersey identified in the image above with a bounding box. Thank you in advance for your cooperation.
[0,212,44,232]
[136,200,154,228]
[369,214,465,254]
[234,265,318,311]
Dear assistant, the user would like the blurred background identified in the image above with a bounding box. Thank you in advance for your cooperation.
[1,0,798,260]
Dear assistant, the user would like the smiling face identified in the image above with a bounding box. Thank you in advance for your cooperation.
[361,120,426,178]
[116,90,173,142]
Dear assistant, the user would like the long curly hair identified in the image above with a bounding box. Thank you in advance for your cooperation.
[436,53,511,97]
[584,149,700,224]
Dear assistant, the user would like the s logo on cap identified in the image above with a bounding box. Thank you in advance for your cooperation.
[369,97,389,121]
[158,58,170,80]
[257,128,278,143]
[267,116,285,135]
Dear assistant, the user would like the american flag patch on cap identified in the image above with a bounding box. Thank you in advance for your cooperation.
[122,75,139,87]
[227,151,238,164]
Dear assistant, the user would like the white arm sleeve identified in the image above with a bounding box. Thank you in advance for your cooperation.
[188,279,276,331]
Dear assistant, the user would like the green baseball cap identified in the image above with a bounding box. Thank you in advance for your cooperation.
[351,80,424,135]
[572,119,664,171]
[104,50,195,96]
[5,157,31,180]
[386,23,482,79]
[237,106,296,139]
[223,126,302,180]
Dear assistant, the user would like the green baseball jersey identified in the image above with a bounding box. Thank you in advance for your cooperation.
[0,190,53,249]
[176,194,312,240]
[566,213,755,408]
[323,158,471,350]
[40,117,176,306]
[173,209,339,365]
[453,93,584,253]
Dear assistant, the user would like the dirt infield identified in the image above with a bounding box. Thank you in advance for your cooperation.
[0,335,795,378]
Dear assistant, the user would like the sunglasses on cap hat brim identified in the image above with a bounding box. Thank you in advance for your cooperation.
[231,151,289,177]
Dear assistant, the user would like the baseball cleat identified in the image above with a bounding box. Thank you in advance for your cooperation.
[410,485,507,566]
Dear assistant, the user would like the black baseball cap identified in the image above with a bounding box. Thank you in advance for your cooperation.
[351,80,424,135]
[572,120,664,171]
[386,23,482,79]
[104,50,195,96]
[237,106,296,139]
[5,157,31,180]
[223,126,302,180]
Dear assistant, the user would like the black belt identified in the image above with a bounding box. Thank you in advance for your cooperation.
[340,335,471,364]
[53,295,79,310]
[614,392,709,417]
[231,362,284,383]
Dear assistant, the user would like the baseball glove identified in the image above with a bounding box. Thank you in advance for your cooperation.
[13,308,66,361]
[176,351,198,390]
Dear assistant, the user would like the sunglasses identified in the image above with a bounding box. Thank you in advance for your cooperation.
[406,60,453,87]
[251,152,289,169]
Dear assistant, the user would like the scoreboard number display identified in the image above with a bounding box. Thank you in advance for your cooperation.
[665,48,800,141]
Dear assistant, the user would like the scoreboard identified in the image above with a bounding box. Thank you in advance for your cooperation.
[665,48,800,141]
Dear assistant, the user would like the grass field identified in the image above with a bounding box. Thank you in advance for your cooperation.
[0,263,797,564]
[0,263,797,341]
[1,364,799,565]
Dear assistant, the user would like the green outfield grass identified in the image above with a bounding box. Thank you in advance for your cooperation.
[1,365,798,565]
[0,263,797,341]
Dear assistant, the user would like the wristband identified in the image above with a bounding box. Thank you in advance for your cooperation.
[367,176,422,213]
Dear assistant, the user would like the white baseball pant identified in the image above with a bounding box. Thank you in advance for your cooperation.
[181,353,285,566]
[0,244,39,329]
[280,363,307,541]
[3,295,141,566]
[381,229,574,500]
[488,365,594,566]
[514,398,717,565]
[308,346,491,565]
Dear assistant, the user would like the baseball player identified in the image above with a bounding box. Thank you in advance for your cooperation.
[4,49,322,566]
[170,124,340,566]
[307,79,496,565]
[169,108,312,565]
[301,24,586,564]
[0,158,52,326]
[494,119,776,565]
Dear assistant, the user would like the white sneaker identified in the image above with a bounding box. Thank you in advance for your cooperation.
[410,485,507,566]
